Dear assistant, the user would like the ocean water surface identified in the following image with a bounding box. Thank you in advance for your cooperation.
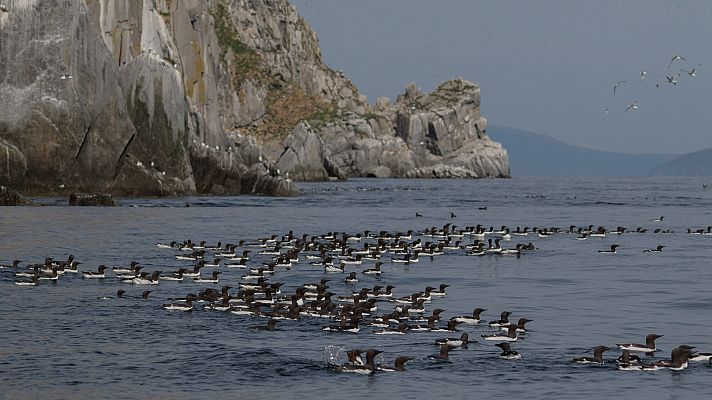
[1,177,712,399]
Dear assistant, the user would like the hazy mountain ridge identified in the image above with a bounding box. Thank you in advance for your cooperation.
[488,125,678,176]
[649,148,712,176]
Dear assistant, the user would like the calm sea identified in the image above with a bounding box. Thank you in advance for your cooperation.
[1,177,712,399]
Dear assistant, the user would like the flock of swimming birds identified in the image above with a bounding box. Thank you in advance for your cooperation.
[4,216,712,375]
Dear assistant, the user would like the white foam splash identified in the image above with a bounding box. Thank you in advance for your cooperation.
[323,345,346,366]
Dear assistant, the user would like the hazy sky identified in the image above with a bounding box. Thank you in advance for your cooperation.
[291,0,711,154]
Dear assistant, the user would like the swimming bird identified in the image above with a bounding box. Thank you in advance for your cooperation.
[374,322,409,335]
[430,344,454,360]
[251,319,279,331]
[133,271,161,285]
[335,349,382,374]
[482,326,518,342]
[616,349,643,370]
[0,259,21,269]
[488,311,512,327]
[324,262,345,273]
[617,334,663,352]
[598,244,619,254]
[651,346,694,370]
[14,275,39,286]
[572,345,610,364]
[416,212,423,217]
[688,351,712,362]
[161,268,187,282]
[162,295,196,311]
[346,349,364,366]
[643,245,665,253]
[362,261,382,275]
[345,272,358,283]
[141,290,152,300]
[453,308,486,324]
[495,342,521,359]
[377,356,414,372]
[82,265,107,279]
[194,271,221,283]
[435,332,471,347]
[668,55,686,68]
[500,318,533,333]
[450,212,456,218]
[430,283,450,296]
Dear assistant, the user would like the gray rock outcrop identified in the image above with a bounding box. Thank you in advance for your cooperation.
[279,79,510,180]
[0,0,508,198]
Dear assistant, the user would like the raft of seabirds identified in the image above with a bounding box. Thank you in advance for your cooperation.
[3,217,712,374]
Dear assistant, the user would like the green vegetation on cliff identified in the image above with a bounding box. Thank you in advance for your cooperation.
[212,3,264,87]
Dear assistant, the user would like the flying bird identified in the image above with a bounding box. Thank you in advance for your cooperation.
[613,80,627,95]
[681,68,696,77]
[665,75,678,86]
[668,55,686,68]
[625,101,638,112]
[640,71,647,81]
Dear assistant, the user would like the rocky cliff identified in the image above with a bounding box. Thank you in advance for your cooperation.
[0,0,508,197]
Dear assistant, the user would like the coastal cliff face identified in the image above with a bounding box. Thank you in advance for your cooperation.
[0,0,508,196]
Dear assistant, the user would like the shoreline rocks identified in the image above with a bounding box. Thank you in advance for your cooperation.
[0,186,31,206]
[69,193,118,207]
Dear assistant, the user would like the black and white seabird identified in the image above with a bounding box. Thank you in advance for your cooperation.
[346,349,364,366]
[598,244,620,254]
[435,332,470,347]
[572,345,610,364]
[345,272,358,283]
[162,295,196,311]
[495,342,521,360]
[335,349,382,374]
[488,311,512,327]
[453,307,486,324]
[482,325,518,342]
[377,356,413,372]
[616,350,643,370]
[617,334,663,352]
[82,265,107,279]
[643,245,665,253]
[429,344,454,361]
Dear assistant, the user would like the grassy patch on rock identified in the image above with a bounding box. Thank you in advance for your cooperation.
[245,83,339,141]
[211,3,264,87]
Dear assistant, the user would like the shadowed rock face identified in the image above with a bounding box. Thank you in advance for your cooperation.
[0,0,507,197]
